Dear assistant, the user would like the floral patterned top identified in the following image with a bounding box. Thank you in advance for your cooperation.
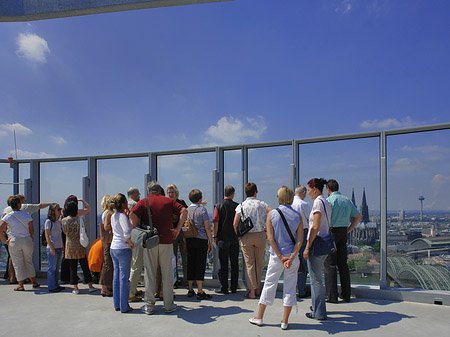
[62,216,87,259]
[235,197,269,233]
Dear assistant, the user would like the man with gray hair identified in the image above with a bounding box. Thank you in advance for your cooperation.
[127,187,144,301]
[130,181,187,315]
[291,185,311,298]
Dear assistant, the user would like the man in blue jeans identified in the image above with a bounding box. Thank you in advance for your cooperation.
[325,179,361,303]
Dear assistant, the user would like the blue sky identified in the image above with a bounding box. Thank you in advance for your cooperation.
[0,0,449,212]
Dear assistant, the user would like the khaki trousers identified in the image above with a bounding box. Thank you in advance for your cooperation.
[143,244,175,311]
[240,231,266,291]
[128,244,144,297]
[9,236,35,282]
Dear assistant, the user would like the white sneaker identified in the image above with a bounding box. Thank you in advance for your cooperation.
[89,287,99,293]
[281,322,288,330]
[72,289,79,295]
[249,317,263,326]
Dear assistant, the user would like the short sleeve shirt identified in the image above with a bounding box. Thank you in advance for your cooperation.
[187,204,210,240]
[308,195,331,240]
[326,192,360,227]
[44,218,63,249]
[235,197,269,233]
[291,196,311,230]
[2,211,32,238]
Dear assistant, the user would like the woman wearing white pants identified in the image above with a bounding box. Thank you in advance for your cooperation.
[249,186,303,330]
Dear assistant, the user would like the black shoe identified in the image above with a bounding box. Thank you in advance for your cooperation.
[187,290,195,297]
[197,292,212,300]
[339,295,351,302]
[214,288,229,295]
[306,312,327,321]
[49,288,62,293]
[230,289,237,293]
[57,286,66,291]
[326,299,338,304]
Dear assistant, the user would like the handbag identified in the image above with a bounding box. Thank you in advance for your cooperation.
[310,199,336,256]
[131,197,159,249]
[276,208,304,273]
[236,204,254,237]
[182,207,199,239]
[79,217,89,248]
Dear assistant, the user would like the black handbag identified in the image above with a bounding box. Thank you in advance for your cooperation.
[131,197,159,249]
[236,204,254,237]
[310,199,336,256]
[276,208,305,273]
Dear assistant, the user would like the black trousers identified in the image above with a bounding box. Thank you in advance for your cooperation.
[217,239,239,291]
[324,227,351,301]
[68,258,92,285]
[186,238,208,281]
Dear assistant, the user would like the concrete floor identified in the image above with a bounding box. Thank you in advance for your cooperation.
[1,278,449,337]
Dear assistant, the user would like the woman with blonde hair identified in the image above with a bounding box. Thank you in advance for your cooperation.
[249,186,303,330]
[99,195,114,297]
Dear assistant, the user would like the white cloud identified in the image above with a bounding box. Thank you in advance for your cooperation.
[360,117,420,130]
[14,149,55,159]
[335,0,353,14]
[431,174,450,187]
[401,145,449,153]
[50,136,67,145]
[16,33,50,63]
[0,123,32,136]
[391,157,424,171]
[204,116,267,144]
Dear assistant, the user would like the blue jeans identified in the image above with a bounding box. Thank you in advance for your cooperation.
[47,248,63,291]
[297,229,309,295]
[307,254,327,319]
[110,248,132,312]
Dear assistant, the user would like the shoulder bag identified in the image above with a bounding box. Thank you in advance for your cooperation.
[182,207,199,239]
[79,217,89,248]
[310,199,336,256]
[276,208,305,273]
[236,204,254,237]
[130,197,159,249]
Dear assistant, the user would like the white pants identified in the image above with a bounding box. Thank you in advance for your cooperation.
[259,254,299,307]
[9,236,35,282]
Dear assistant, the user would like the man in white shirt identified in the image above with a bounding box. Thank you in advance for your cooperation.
[291,185,311,298]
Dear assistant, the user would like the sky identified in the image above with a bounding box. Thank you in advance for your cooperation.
[0,0,449,213]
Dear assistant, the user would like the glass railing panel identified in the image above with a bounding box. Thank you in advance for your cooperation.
[224,150,243,204]
[299,137,380,286]
[387,130,450,291]
[157,152,216,280]
[40,161,87,271]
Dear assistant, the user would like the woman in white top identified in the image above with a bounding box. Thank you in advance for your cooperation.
[110,193,134,313]
[303,178,332,320]
[45,203,64,292]
[249,186,303,330]
[233,182,271,299]
[0,195,40,291]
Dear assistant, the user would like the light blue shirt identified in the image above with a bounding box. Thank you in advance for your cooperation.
[326,191,359,228]
[270,205,300,257]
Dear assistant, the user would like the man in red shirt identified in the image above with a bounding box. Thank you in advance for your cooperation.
[131,182,187,315]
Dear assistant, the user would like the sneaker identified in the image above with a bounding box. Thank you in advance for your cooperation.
[187,290,195,297]
[305,312,327,321]
[249,317,263,326]
[165,304,178,314]
[197,292,212,300]
[72,289,79,295]
[281,322,288,330]
[129,296,143,302]
[141,304,155,315]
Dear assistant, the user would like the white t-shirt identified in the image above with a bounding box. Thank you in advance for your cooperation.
[2,211,32,239]
[291,195,311,230]
[235,197,269,233]
[307,195,331,240]
[110,212,133,250]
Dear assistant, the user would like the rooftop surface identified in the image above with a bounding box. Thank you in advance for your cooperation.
[1,278,449,337]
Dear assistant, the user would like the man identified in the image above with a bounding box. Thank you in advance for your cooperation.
[127,187,144,301]
[212,185,239,294]
[325,179,362,303]
[2,194,51,283]
[130,181,187,315]
[291,185,311,298]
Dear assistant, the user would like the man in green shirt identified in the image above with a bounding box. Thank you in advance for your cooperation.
[325,180,361,303]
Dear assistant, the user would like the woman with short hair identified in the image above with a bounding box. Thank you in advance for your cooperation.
[185,189,213,300]
[249,186,303,330]
[0,195,40,291]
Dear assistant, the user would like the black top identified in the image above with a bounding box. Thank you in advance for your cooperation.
[215,198,239,241]
[173,199,188,228]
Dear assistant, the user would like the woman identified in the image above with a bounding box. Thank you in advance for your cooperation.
[45,203,65,292]
[233,182,271,299]
[62,200,97,294]
[0,195,40,291]
[99,195,114,297]
[110,193,134,313]
[185,189,213,300]
[167,184,188,288]
[303,178,332,320]
[249,186,303,330]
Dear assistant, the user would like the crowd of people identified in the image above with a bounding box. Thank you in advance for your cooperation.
[0,178,361,329]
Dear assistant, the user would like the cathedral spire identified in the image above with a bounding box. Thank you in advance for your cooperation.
[360,188,370,224]
[351,188,356,207]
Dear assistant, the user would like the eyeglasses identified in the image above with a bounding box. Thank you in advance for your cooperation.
[56,208,62,211]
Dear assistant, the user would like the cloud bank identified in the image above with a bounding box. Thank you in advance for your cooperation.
[0,123,32,136]
[360,117,420,130]
[204,116,267,145]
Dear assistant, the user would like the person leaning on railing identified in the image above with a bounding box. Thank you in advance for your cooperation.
[0,195,40,291]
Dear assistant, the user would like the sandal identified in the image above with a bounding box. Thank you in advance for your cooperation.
[32,283,40,288]
[244,290,256,299]
[14,286,25,291]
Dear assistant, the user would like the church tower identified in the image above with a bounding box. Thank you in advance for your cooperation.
[351,188,356,207]
[360,188,370,224]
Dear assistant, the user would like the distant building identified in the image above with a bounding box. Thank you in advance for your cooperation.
[399,209,405,221]
[360,188,370,224]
